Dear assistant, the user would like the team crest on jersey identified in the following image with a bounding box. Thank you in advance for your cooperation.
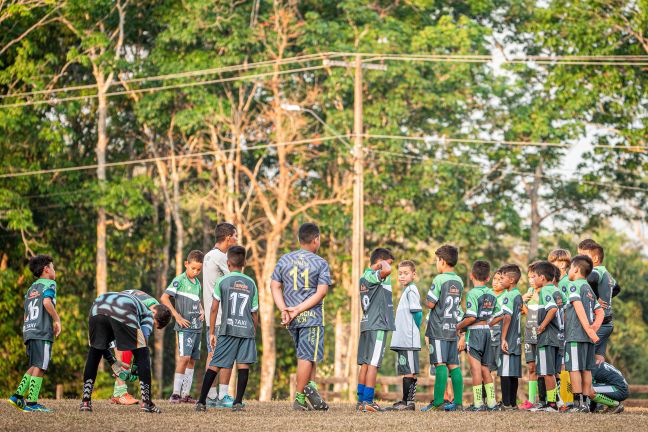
[467,302,472,309]
[399,355,407,365]
[545,295,552,302]
[28,290,40,299]
[570,286,577,292]
[173,281,179,287]
[448,285,460,295]
[233,281,249,292]
[503,297,509,304]
[564,351,570,363]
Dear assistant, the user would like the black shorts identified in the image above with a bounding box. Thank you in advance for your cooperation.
[89,314,146,351]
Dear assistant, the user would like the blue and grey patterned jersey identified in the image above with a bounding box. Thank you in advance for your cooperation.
[91,291,155,341]
[271,249,331,329]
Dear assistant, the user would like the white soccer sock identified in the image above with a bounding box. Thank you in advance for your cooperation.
[218,384,229,399]
[173,373,184,395]
[207,386,218,400]
[181,368,194,397]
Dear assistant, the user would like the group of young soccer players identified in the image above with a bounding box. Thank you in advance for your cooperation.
[355,239,628,413]
[7,222,629,415]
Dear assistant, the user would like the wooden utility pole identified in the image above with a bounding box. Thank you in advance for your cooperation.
[324,54,385,398]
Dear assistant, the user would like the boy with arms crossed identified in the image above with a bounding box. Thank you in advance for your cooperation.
[386,260,422,411]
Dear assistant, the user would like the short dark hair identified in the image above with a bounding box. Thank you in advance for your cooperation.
[398,260,416,272]
[527,261,542,273]
[29,254,53,278]
[298,223,320,244]
[215,222,237,243]
[153,304,172,329]
[435,244,458,267]
[227,245,247,268]
[578,238,598,250]
[571,255,594,277]
[500,264,522,284]
[579,240,604,262]
[471,260,490,282]
[533,261,555,282]
[186,250,204,264]
[370,248,394,265]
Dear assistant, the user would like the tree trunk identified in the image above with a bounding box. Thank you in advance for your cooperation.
[258,234,279,401]
[95,87,108,296]
[333,308,349,395]
[528,157,543,262]
[153,193,172,398]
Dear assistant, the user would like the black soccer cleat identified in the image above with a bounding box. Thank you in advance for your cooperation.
[195,402,207,412]
[141,402,162,413]
[304,383,329,411]
[79,400,93,412]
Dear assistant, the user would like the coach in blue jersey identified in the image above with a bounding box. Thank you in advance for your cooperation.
[271,223,332,411]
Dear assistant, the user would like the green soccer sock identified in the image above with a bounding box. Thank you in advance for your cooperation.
[484,382,496,408]
[547,387,557,403]
[296,392,306,405]
[15,373,31,396]
[434,365,448,406]
[27,376,43,403]
[528,380,538,403]
[113,382,128,398]
[472,385,483,407]
[450,367,463,406]
[592,393,619,408]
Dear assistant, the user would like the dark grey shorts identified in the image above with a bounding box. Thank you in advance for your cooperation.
[595,323,614,357]
[466,328,492,366]
[26,339,52,370]
[290,326,324,363]
[210,335,257,368]
[488,344,501,372]
[358,330,388,367]
[565,341,596,372]
[428,338,459,366]
[536,345,561,376]
[498,353,522,377]
[393,350,420,375]
[593,383,628,402]
[177,331,201,360]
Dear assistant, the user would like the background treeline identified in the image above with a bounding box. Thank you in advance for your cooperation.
[1,0,646,399]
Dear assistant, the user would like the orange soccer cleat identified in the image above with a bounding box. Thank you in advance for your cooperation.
[111,393,139,405]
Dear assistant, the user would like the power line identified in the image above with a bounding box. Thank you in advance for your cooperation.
[2,51,647,106]
[0,52,342,100]
[363,134,646,153]
[0,64,329,109]
[366,148,648,193]
[0,134,353,178]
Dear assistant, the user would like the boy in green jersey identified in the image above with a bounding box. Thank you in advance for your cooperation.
[457,260,497,411]
[421,245,464,412]
[161,250,205,403]
[498,264,523,410]
[564,255,604,412]
[8,255,61,413]
[357,248,395,412]
[532,261,565,411]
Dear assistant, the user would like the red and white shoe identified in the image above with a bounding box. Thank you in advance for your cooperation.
[519,400,534,410]
[111,393,139,405]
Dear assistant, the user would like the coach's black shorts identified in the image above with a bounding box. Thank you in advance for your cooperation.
[89,314,146,351]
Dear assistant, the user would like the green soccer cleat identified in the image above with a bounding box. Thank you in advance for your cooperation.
[293,398,310,411]
[7,395,25,411]
[304,382,329,411]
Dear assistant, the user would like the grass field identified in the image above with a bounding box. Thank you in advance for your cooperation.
[2,400,648,432]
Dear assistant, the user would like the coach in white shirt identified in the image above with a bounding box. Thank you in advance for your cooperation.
[203,222,238,407]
